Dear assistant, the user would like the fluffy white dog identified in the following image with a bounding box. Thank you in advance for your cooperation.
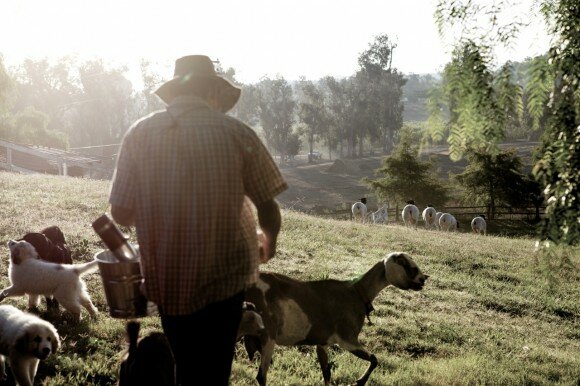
[1,240,99,321]
[0,304,60,386]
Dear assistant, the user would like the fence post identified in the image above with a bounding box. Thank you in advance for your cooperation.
[395,204,399,221]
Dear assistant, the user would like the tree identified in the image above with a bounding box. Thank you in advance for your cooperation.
[320,76,350,159]
[231,84,260,127]
[365,127,449,208]
[532,0,579,246]
[285,132,302,159]
[434,0,579,246]
[0,55,13,113]
[0,55,14,139]
[12,57,81,134]
[357,34,406,154]
[138,59,164,116]
[455,149,527,219]
[74,60,135,146]
[295,79,328,162]
[255,76,296,164]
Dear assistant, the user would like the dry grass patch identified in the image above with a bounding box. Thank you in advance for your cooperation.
[0,171,578,385]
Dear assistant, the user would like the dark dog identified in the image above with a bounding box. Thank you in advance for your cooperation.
[118,302,265,386]
[118,321,176,386]
[20,226,72,311]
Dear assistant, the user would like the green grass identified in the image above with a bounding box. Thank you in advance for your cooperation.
[0,171,578,385]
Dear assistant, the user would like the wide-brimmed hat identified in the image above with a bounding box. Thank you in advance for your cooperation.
[154,55,241,112]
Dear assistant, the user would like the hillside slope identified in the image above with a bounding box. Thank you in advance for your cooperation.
[278,141,540,211]
[0,171,578,385]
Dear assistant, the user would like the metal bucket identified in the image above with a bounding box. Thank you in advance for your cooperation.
[94,249,148,318]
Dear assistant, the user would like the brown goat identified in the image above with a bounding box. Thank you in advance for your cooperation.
[243,252,428,386]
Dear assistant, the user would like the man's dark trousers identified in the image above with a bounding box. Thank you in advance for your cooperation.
[160,291,245,385]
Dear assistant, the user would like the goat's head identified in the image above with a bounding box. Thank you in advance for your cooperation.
[384,252,429,291]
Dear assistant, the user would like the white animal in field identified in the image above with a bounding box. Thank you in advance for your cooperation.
[471,215,487,235]
[402,204,420,229]
[0,305,60,386]
[1,240,99,322]
[352,202,368,222]
[372,205,388,224]
[422,206,437,229]
[439,213,459,231]
[435,212,444,229]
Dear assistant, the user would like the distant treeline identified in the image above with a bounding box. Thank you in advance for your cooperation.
[0,39,545,162]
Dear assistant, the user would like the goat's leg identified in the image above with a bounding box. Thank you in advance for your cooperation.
[348,348,377,386]
[256,339,275,386]
[28,294,41,311]
[243,335,262,361]
[316,345,332,386]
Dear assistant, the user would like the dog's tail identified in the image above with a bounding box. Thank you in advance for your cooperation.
[72,260,99,276]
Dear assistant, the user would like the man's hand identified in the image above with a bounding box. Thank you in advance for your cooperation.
[256,199,282,264]
[257,229,276,264]
[111,205,135,227]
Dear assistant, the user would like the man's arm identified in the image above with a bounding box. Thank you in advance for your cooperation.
[255,198,282,263]
[111,205,135,227]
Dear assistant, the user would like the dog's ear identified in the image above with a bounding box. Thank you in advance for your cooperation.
[50,328,60,353]
[10,243,22,265]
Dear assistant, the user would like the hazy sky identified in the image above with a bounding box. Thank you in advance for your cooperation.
[2,0,551,84]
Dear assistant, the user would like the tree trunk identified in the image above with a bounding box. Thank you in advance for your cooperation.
[308,133,314,164]
[489,181,496,219]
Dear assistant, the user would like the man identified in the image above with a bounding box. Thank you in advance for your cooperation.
[109,55,287,385]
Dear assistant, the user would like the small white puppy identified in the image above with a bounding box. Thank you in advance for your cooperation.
[1,240,99,321]
[0,304,60,386]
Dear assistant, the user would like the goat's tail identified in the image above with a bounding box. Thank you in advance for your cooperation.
[72,260,99,276]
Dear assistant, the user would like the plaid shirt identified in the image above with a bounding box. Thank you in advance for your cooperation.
[109,95,287,315]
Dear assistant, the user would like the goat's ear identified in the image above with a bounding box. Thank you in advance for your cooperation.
[391,253,410,268]
[423,274,430,280]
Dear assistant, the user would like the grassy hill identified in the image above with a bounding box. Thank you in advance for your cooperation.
[0,171,578,385]
[279,141,541,212]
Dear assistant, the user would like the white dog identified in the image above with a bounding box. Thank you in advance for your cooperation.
[0,304,60,386]
[1,240,99,321]
[371,205,388,224]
